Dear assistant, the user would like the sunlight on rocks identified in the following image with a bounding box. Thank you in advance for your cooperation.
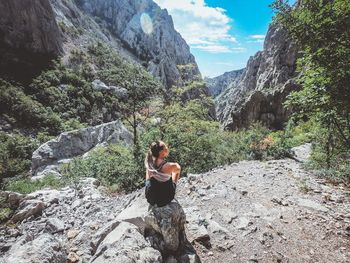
[140,13,153,35]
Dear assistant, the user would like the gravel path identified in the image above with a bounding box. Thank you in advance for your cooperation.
[177,145,350,262]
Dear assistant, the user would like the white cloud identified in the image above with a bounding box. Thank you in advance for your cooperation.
[154,0,241,54]
[249,34,265,39]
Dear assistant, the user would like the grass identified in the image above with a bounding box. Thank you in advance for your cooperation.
[5,175,66,194]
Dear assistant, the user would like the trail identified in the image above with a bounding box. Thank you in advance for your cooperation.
[178,144,350,262]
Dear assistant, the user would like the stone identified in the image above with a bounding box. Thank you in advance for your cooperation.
[67,252,80,263]
[12,200,45,223]
[145,201,187,252]
[296,198,328,212]
[215,25,299,130]
[235,217,252,230]
[91,220,162,263]
[0,0,62,81]
[31,120,133,177]
[206,69,244,97]
[3,234,66,263]
[218,208,238,224]
[46,217,65,233]
[67,229,80,239]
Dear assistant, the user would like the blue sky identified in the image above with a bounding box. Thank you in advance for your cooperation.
[154,0,295,78]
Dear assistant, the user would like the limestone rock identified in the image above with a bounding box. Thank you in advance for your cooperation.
[3,234,66,263]
[31,120,133,177]
[76,0,201,88]
[145,201,187,252]
[216,25,300,130]
[45,217,65,233]
[0,0,62,81]
[206,69,244,97]
[12,200,45,223]
[91,222,162,263]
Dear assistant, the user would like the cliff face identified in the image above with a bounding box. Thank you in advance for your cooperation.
[0,0,63,82]
[76,0,200,88]
[216,25,299,130]
[0,0,200,89]
[205,69,244,97]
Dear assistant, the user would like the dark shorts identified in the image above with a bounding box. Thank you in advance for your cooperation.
[145,177,176,207]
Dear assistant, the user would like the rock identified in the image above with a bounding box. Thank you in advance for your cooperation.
[92,80,129,99]
[206,69,244,97]
[3,233,66,263]
[145,201,187,252]
[67,229,80,240]
[184,207,210,246]
[46,218,65,233]
[295,198,328,212]
[7,192,25,209]
[0,0,62,81]
[31,120,133,177]
[12,200,45,223]
[216,25,299,130]
[67,252,80,263]
[77,0,201,89]
[235,217,252,230]
[91,224,162,263]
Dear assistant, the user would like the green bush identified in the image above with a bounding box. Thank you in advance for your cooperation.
[5,175,66,194]
[0,132,39,180]
[61,144,143,193]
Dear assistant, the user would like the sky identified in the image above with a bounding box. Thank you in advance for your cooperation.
[153,0,295,78]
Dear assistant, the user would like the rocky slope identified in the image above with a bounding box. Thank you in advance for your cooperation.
[205,69,244,97]
[0,0,63,82]
[1,145,349,262]
[216,25,299,130]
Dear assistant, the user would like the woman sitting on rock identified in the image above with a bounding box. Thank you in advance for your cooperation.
[145,140,181,207]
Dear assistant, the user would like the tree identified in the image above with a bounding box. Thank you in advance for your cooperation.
[119,64,162,157]
[272,0,350,170]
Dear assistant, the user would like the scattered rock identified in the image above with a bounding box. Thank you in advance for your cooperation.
[12,200,45,223]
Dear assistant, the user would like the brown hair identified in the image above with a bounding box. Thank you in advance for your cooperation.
[145,140,164,170]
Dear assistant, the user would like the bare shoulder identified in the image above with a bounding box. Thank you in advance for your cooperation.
[164,162,181,171]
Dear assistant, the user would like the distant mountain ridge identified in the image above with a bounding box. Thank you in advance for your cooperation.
[205,69,244,97]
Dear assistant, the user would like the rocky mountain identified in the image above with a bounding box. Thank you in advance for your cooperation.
[216,24,300,130]
[205,69,244,97]
[0,0,200,88]
[1,145,349,262]
[0,0,63,83]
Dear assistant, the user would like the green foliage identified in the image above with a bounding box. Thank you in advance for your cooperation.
[5,175,66,194]
[61,144,142,193]
[272,0,350,180]
[141,98,297,176]
[0,208,12,222]
[0,132,39,181]
[0,80,63,134]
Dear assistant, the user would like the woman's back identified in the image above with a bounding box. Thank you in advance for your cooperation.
[144,141,181,207]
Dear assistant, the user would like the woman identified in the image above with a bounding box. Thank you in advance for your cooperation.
[145,140,181,207]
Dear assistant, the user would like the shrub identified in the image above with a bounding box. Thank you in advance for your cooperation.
[5,175,66,194]
[61,144,143,193]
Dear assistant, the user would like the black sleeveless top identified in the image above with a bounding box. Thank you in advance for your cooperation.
[145,161,176,207]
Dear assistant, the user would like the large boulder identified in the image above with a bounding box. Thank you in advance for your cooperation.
[93,193,201,262]
[31,120,133,177]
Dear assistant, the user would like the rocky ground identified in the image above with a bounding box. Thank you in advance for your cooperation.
[1,144,349,262]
